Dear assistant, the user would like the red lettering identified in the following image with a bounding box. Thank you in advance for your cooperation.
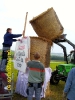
[18,45,25,50]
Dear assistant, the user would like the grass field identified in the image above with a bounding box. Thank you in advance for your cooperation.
[11,61,66,100]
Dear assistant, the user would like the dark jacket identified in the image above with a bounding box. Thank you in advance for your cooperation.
[3,32,22,47]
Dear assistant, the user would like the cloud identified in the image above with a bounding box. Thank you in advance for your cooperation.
[0,0,75,52]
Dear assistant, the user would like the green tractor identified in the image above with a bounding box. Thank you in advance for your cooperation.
[50,34,75,85]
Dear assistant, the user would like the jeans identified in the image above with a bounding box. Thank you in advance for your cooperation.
[0,46,10,71]
[27,83,42,100]
[2,46,10,59]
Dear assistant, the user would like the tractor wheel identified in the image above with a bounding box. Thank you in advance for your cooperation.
[50,70,59,85]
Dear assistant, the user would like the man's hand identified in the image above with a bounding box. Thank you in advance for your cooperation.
[63,92,67,98]
[17,39,22,42]
[25,57,30,63]
[17,39,21,41]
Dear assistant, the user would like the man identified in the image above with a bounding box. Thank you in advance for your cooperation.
[0,28,24,72]
[26,53,45,100]
[63,68,75,100]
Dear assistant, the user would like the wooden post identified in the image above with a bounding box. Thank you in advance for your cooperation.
[23,12,28,37]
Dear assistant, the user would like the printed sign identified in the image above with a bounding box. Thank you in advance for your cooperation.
[14,37,30,72]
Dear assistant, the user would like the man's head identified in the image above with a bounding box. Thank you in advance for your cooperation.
[34,53,40,60]
[6,28,12,33]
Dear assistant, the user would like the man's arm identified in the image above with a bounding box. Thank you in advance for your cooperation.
[25,58,30,66]
[10,34,22,38]
[10,30,25,38]
[41,66,45,84]
[64,69,73,93]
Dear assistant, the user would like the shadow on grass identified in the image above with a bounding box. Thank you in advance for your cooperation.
[13,93,51,100]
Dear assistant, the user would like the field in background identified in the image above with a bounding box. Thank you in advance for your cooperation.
[11,61,65,100]
[50,61,65,70]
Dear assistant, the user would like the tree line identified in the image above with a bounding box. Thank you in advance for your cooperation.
[51,55,64,61]
[0,50,64,61]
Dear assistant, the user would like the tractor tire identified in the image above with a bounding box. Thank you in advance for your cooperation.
[50,70,59,85]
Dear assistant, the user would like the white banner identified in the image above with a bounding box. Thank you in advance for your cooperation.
[14,37,30,73]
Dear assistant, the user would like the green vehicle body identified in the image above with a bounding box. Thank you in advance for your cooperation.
[50,57,75,85]
[57,64,75,76]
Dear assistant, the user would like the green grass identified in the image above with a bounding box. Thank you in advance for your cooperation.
[49,61,65,100]
[11,62,18,82]
[50,61,65,70]
[11,61,66,100]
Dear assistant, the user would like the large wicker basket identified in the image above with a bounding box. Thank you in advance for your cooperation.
[30,37,52,67]
[30,7,64,40]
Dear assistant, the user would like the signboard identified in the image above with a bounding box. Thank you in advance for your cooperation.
[14,37,30,72]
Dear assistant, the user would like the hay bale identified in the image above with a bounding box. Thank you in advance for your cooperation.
[30,37,52,67]
[45,82,51,98]
[30,7,64,40]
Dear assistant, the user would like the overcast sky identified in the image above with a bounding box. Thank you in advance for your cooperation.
[0,0,75,54]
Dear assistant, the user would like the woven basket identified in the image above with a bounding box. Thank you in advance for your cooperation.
[30,37,52,67]
[30,7,64,40]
